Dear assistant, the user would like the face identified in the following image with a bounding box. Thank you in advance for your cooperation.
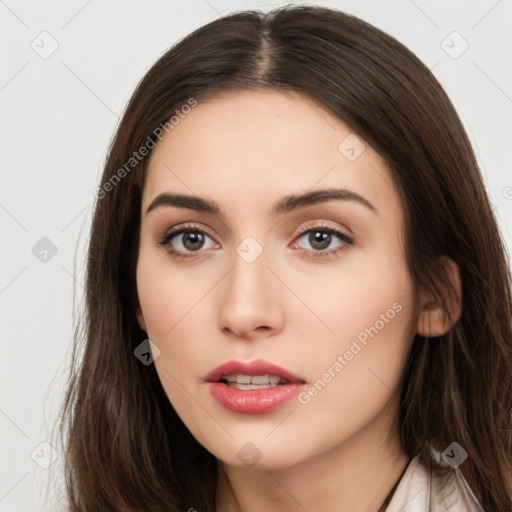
[135,90,420,470]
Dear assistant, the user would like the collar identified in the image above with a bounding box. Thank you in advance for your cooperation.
[384,447,485,512]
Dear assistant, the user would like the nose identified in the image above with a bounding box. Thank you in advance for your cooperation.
[217,243,285,341]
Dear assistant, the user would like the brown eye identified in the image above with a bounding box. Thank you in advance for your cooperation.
[304,230,333,251]
[180,231,207,251]
[292,224,354,260]
[158,224,216,258]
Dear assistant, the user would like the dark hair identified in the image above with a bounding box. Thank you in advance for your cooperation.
[54,4,512,511]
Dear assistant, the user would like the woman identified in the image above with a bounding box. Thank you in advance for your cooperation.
[55,5,512,511]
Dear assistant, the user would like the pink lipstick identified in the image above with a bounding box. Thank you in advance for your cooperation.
[206,359,306,414]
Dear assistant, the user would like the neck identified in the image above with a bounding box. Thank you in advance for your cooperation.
[215,400,409,512]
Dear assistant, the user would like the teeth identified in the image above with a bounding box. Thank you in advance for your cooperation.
[222,374,289,385]
[250,375,271,384]
[229,383,279,390]
[224,374,251,384]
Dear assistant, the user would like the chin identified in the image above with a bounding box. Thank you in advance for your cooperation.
[209,439,311,472]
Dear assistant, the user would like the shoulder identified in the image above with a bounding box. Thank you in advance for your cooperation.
[385,447,484,512]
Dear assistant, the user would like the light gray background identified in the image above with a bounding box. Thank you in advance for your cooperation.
[1,1,511,510]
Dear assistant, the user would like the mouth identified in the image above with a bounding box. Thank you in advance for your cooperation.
[205,359,307,386]
[205,359,307,414]
[220,373,293,390]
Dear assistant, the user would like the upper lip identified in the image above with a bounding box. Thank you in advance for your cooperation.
[205,359,306,383]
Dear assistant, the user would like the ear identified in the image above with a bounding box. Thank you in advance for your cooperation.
[417,256,462,338]
[136,305,147,333]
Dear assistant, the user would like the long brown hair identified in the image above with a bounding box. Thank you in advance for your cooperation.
[53,5,512,511]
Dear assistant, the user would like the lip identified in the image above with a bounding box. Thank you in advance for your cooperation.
[205,359,306,384]
[206,359,307,415]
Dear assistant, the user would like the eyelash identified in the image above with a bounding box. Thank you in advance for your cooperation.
[157,222,354,261]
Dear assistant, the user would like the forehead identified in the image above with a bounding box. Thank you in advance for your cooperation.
[142,90,400,222]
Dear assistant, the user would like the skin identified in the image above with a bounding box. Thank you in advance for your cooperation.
[135,90,461,512]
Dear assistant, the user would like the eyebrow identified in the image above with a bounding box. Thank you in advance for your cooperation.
[145,188,378,218]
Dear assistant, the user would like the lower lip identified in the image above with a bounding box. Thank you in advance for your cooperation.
[208,382,306,414]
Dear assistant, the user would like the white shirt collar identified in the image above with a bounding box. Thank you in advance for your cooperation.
[385,448,485,511]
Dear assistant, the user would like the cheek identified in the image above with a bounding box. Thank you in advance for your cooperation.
[281,237,414,349]
[292,280,414,452]
[135,246,220,392]
[296,243,416,400]
[307,290,413,390]
[136,242,209,340]
[136,252,211,417]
